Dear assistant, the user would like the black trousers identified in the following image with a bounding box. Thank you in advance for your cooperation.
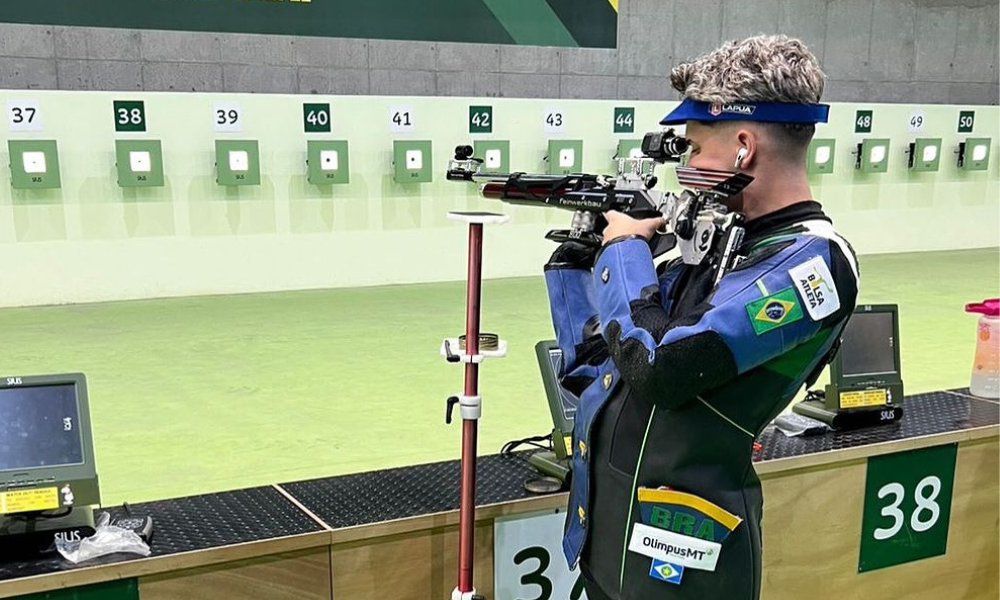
[584,580,614,600]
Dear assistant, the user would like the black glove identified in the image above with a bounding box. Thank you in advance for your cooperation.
[545,239,599,271]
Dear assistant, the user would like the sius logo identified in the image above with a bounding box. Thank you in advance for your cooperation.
[5,377,22,386]
[54,531,82,543]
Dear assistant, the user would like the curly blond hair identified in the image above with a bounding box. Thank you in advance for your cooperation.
[670,35,825,105]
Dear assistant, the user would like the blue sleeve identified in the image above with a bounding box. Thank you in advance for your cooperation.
[593,235,849,408]
[544,267,603,377]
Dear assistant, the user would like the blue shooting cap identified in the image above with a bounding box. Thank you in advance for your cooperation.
[660,98,830,125]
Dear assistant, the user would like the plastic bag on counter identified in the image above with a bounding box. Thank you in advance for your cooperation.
[55,512,151,564]
[773,412,832,438]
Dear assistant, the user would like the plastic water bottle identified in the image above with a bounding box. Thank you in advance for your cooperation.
[965,299,1000,398]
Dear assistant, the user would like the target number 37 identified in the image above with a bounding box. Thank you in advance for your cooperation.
[495,511,589,600]
[513,547,586,600]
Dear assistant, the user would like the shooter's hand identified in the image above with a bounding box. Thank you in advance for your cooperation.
[602,210,666,245]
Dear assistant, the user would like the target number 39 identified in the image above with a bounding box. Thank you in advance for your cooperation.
[214,102,242,132]
[858,444,957,572]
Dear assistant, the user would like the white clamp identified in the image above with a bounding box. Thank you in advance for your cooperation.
[457,394,482,421]
[452,587,480,600]
[440,338,508,363]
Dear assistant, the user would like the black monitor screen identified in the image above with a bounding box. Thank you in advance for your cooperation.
[547,349,578,422]
[839,312,898,377]
[0,384,84,472]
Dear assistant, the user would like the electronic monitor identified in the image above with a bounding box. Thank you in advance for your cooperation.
[825,304,903,411]
[535,340,578,460]
[793,304,904,430]
[0,374,100,517]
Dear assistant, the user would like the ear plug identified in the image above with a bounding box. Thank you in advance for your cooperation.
[734,148,748,168]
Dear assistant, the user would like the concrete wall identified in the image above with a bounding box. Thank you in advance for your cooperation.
[0,0,997,104]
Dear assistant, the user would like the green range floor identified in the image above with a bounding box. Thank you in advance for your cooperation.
[0,248,996,505]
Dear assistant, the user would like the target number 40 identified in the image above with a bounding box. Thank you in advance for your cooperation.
[304,103,331,133]
[858,444,957,572]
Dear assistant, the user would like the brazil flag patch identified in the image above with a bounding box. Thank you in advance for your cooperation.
[746,287,803,335]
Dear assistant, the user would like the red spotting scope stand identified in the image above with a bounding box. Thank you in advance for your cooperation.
[440,211,510,600]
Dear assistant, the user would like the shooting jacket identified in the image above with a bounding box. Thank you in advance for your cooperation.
[544,201,859,599]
